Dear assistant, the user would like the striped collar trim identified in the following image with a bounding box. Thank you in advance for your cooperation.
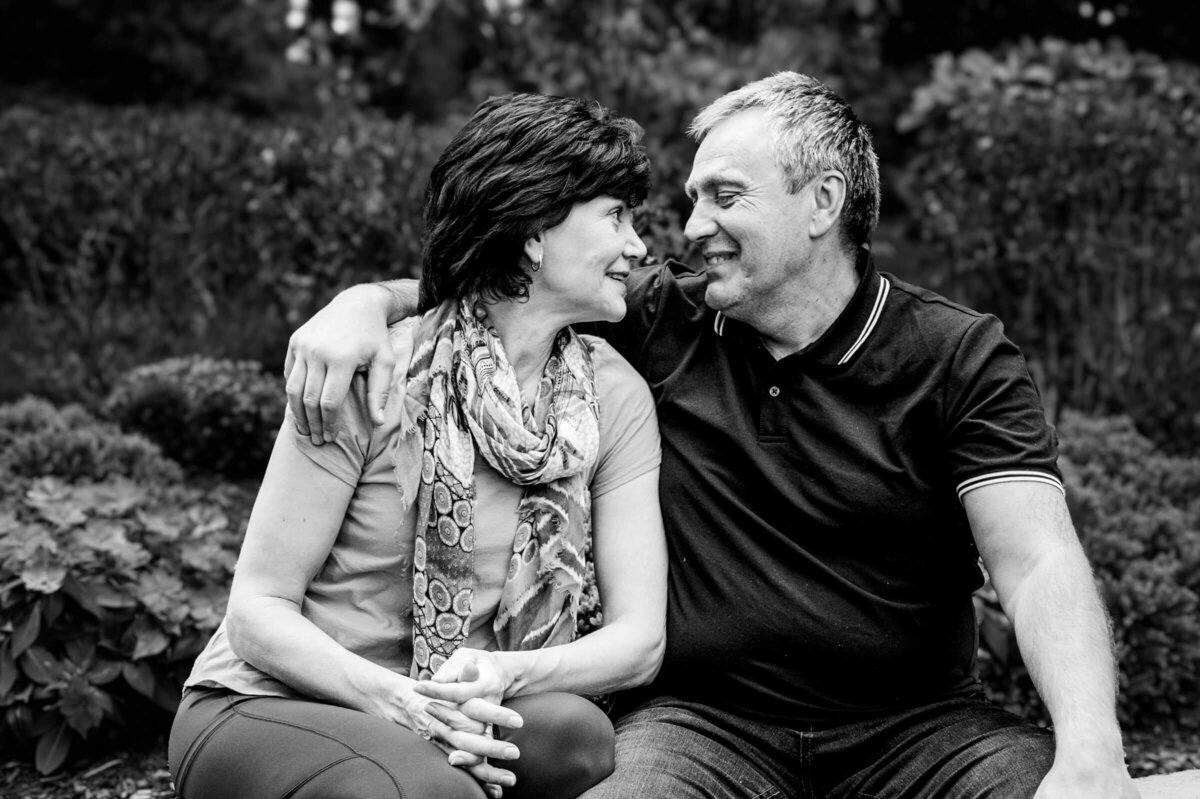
[712,249,890,369]
[836,276,890,366]
[956,470,1065,503]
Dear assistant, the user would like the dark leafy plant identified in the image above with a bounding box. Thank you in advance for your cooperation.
[105,356,283,479]
[899,38,1200,454]
[0,399,254,774]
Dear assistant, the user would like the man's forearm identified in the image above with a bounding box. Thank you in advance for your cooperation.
[375,279,419,323]
[1008,544,1124,759]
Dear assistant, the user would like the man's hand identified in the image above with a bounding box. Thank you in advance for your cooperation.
[284,283,396,443]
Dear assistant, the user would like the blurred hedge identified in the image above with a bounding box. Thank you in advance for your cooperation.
[0,101,453,405]
[899,38,1200,454]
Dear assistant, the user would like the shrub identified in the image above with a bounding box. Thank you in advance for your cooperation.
[975,410,1200,730]
[0,397,181,485]
[0,398,254,774]
[0,101,454,405]
[105,356,284,480]
[899,38,1200,454]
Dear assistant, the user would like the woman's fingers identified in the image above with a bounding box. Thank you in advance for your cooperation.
[460,697,523,729]
[427,718,519,762]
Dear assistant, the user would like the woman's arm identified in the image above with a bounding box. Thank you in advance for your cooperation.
[417,467,668,702]
[224,431,522,772]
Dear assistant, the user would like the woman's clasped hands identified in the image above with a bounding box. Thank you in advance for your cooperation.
[414,649,522,798]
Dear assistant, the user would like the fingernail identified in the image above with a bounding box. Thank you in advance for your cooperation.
[448,754,464,766]
[311,435,321,446]
[503,746,519,759]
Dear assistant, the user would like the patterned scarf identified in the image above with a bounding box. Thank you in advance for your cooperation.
[393,298,599,679]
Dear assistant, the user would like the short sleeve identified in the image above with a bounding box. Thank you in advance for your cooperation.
[944,314,1063,502]
[584,337,661,498]
[283,376,377,487]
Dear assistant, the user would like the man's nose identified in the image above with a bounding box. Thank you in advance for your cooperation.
[684,203,717,243]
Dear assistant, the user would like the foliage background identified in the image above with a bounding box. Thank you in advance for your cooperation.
[2,0,1198,781]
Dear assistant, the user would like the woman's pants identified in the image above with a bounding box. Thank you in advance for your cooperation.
[169,687,614,799]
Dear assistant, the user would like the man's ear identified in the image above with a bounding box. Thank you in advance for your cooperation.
[809,171,847,239]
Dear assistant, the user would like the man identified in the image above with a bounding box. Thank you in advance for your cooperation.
[284,73,1137,798]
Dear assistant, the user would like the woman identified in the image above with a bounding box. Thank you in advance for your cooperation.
[168,93,667,799]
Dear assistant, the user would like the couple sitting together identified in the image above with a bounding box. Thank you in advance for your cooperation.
[169,72,1138,799]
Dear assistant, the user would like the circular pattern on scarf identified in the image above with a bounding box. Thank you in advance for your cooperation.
[460,523,475,553]
[435,612,463,639]
[452,500,471,527]
[428,578,452,612]
[433,483,452,515]
[414,536,426,570]
[452,588,473,617]
[413,636,430,668]
[437,517,460,546]
[513,521,533,551]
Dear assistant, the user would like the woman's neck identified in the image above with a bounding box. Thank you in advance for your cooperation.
[482,299,563,398]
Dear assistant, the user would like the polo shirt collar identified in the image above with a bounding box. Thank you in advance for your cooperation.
[713,246,891,367]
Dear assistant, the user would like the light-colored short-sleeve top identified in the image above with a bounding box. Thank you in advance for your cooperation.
[185,326,660,697]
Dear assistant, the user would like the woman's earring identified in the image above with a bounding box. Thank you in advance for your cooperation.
[531,256,542,273]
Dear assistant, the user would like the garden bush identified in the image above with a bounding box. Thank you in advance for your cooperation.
[0,397,182,485]
[975,410,1200,730]
[0,100,454,406]
[0,400,254,774]
[105,356,283,480]
[899,38,1200,454]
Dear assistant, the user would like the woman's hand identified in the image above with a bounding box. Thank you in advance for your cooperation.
[386,671,523,797]
[418,649,516,706]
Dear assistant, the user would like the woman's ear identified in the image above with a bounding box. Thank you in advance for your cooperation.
[522,234,544,271]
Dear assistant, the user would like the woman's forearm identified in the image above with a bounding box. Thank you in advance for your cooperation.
[496,617,665,698]
[226,595,415,723]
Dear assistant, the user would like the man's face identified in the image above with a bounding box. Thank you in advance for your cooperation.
[684,109,812,322]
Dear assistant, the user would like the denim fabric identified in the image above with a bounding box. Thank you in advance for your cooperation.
[169,688,614,799]
[581,693,1054,799]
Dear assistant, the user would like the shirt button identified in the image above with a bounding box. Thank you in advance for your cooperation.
[768,386,781,397]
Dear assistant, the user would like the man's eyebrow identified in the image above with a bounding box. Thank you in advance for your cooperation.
[685,172,746,198]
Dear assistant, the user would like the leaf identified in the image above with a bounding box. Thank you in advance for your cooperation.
[122,661,156,700]
[35,719,74,775]
[61,574,106,619]
[133,625,171,660]
[11,606,42,657]
[56,677,111,736]
[86,660,123,685]
[20,552,68,594]
[0,641,17,695]
[20,646,64,685]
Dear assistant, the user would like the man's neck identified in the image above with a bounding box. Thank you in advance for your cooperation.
[755,253,861,360]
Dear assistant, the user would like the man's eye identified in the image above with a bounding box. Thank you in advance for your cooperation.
[715,193,737,208]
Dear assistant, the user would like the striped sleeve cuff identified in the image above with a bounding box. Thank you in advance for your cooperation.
[956,470,1065,503]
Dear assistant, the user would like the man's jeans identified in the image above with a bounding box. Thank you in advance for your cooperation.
[581,693,1054,799]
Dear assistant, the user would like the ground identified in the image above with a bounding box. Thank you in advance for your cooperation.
[4,729,1199,798]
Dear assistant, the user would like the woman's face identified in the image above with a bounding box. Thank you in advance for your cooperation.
[535,195,648,325]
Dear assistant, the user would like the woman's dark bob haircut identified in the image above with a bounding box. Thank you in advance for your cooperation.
[419,92,651,311]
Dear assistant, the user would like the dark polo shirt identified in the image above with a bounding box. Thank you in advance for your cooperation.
[598,252,1063,726]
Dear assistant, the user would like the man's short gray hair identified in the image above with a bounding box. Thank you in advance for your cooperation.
[689,72,880,251]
